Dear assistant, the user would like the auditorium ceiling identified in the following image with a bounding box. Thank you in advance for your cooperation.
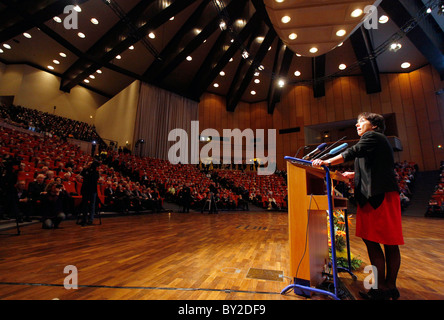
[0,0,443,113]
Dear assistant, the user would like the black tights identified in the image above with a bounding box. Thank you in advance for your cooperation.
[363,239,401,290]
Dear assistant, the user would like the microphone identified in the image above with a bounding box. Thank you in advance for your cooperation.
[318,143,348,159]
[295,146,309,158]
[302,143,327,160]
[312,136,347,160]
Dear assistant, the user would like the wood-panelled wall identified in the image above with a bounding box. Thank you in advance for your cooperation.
[198,64,444,171]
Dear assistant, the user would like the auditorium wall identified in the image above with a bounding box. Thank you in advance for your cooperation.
[94,80,141,149]
[0,63,108,124]
[198,64,444,171]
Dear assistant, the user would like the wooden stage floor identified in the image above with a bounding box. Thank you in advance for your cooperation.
[1,211,444,301]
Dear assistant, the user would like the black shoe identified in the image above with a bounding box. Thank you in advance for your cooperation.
[389,288,400,300]
[359,288,390,300]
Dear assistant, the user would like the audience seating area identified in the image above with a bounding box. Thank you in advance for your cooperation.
[0,104,103,145]
[0,105,425,228]
[426,161,444,217]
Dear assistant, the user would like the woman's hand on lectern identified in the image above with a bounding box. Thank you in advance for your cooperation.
[311,159,327,167]
[342,171,355,180]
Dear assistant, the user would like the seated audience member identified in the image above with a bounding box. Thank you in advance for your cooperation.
[103,181,116,210]
[237,194,249,211]
[8,180,31,222]
[54,176,75,217]
[130,184,144,212]
[41,182,65,229]
[27,174,47,217]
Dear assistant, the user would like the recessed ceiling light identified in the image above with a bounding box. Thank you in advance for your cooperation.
[213,83,219,88]
[278,79,285,87]
[426,8,432,14]
[339,64,347,70]
[254,79,260,84]
[170,16,175,21]
[148,32,155,39]
[78,32,86,38]
[59,52,67,58]
[0,49,3,54]
[295,53,301,57]
[250,90,256,95]
[23,33,31,39]
[129,45,135,50]
[351,9,363,17]
[242,50,249,59]
[116,55,122,59]
[309,47,318,53]
[47,66,54,70]
[281,16,291,24]
[53,16,62,23]
[96,70,102,74]
[294,70,301,77]
[258,65,264,71]
[390,42,402,51]
[401,62,410,69]
[337,42,343,47]
[254,72,260,77]
[53,60,60,64]
[84,79,90,83]
[288,33,297,40]
[219,71,225,76]
[275,0,284,3]
[379,15,389,24]
[219,20,227,31]
[89,75,95,79]
[74,5,81,12]
[186,56,192,61]
[91,18,99,25]
[3,44,11,49]
[336,29,346,37]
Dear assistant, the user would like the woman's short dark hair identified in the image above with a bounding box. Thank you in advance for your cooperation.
[357,112,386,133]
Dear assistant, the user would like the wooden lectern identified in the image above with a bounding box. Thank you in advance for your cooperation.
[281,157,349,299]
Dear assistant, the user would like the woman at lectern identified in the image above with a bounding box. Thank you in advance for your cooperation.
[312,112,403,300]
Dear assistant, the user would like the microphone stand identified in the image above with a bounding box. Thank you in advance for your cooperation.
[312,136,347,160]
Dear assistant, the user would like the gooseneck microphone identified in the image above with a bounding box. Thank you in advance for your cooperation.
[302,143,327,160]
[295,146,309,158]
[312,136,347,160]
[318,143,349,159]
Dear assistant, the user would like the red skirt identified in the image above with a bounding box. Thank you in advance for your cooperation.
[356,191,404,245]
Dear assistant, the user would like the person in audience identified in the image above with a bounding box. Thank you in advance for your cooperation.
[312,112,403,300]
[130,184,144,213]
[41,182,65,229]
[79,160,99,226]
[29,174,46,210]
[8,180,31,222]
[180,184,191,213]
[104,181,116,210]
